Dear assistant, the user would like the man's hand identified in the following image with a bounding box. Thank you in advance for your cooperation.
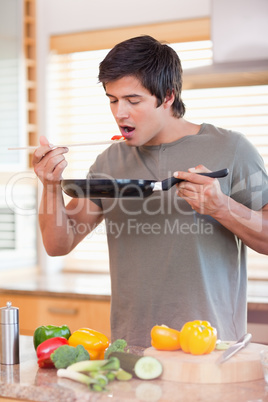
[174,165,227,216]
[32,136,69,186]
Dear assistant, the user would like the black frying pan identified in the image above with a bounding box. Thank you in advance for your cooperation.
[61,168,228,199]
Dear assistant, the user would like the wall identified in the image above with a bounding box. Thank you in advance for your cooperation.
[212,0,268,63]
[41,0,210,35]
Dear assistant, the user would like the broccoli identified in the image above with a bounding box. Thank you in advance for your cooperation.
[75,344,90,362]
[51,344,90,369]
[104,339,127,359]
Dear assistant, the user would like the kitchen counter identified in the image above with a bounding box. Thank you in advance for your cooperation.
[0,269,267,306]
[0,269,267,344]
[0,336,267,402]
[0,269,111,301]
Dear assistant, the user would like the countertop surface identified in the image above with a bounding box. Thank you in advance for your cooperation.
[0,270,112,300]
[0,269,267,306]
[0,336,267,402]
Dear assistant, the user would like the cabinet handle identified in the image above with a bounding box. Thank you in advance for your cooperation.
[47,307,78,315]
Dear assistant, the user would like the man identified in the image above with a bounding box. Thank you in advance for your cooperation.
[33,35,268,347]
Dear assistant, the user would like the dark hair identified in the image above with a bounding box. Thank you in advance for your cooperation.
[98,35,186,118]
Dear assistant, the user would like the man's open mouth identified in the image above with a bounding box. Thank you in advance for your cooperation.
[122,126,135,134]
[120,126,135,138]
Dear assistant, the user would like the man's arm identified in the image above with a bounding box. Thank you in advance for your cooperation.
[39,191,103,256]
[33,136,103,256]
[175,166,268,255]
[213,198,268,255]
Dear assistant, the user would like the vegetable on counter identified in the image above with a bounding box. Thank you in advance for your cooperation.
[109,351,163,380]
[58,356,131,392]
[151,325,181,351]
[180,320,217,355]
[68,328,109,360]
[33,325,71,350]
[57,369,97,388]
[67,356,120,373]
[104,339,128,359]
[215,340,230,351]
[58,368,111,392]
[50,344,90,369]
[36,337,69,368]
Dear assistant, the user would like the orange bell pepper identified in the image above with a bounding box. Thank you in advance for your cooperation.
[151,325,181,351]
[68,328,109,360]
[180,320,217,355]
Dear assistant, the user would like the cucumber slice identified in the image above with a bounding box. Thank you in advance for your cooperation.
[109,352,162,380]
[215,341,230,351]
[134,356,163,380]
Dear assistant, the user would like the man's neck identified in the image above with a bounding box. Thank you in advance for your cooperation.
[152,118,201,145]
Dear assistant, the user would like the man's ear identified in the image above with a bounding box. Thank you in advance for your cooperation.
[163,89,175,108]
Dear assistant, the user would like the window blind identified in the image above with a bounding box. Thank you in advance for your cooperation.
[183,85,268,276]
[47,48,114,272]
[0,0,26,169]
[0,180,37,269]
[0,208,15,249]
[47,41,268,275]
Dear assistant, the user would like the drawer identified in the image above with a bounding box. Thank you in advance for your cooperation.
[0,294,111,339]
[38,297,111,338]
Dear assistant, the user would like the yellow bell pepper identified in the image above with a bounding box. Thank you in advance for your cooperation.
[180,320,217,355]
[151,325,181,351]
[68,328,109,360]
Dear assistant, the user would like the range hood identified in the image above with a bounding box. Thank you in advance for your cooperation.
[183,0,268,89]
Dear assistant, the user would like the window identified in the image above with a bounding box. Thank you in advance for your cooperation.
[0,0,26,170]
[48,24,268,276]
[0,208,15,250]
[183,85,268,277]
[0,0,37,270]
[0,178,37,269]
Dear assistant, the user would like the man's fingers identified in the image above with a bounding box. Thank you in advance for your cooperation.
[39,135,50,146]
[34,146,68,164]
[44,153,68,172]
[174,171,213,185]
[188,165,211,174]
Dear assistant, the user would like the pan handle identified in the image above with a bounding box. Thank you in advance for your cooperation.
[162,168,229,191]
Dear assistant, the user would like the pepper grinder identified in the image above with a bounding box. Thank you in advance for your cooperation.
[0,301,20,365]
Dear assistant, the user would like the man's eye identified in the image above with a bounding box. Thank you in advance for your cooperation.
[129,100,140,105]
[110,100,118,104]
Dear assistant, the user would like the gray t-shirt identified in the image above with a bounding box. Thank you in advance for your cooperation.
[88,123,268,347]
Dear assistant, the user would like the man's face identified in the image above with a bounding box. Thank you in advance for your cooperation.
[105,76,169,147]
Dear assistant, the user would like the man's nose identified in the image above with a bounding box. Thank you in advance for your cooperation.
[115,101,129,119]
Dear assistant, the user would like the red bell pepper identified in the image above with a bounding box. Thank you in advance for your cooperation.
[36,336,68,368]
[111,135,125,141]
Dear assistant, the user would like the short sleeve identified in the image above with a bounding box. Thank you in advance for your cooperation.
[230,134,268,210]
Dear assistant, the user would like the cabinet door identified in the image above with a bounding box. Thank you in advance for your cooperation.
[0,294,40,335]
[38,297,111,338]
[0,294,111,338]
